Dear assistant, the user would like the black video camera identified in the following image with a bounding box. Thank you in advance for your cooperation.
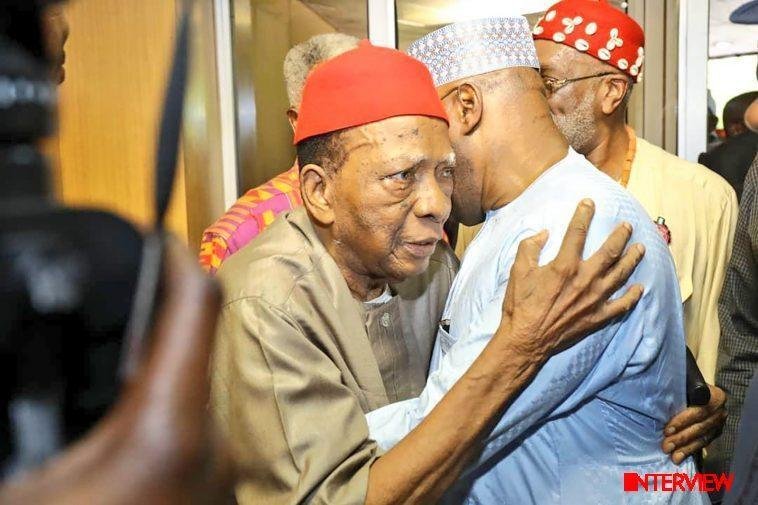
[0,0,178,477]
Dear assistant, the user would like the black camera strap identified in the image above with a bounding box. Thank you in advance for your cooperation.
[120,5,190,379]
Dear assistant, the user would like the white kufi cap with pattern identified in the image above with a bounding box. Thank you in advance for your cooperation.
[407,17,540,87]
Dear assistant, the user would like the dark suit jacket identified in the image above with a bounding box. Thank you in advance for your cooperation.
[725,371,758,505]
[700,132,758,201]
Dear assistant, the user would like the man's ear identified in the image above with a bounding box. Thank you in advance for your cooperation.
[286,108,298,133]
[453,83,483,135]
[300,163,335,226]
[599,76,629,115]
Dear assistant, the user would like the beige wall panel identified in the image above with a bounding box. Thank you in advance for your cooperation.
[58,0,188,240]
[664,0,679,154]
[626,0,679,154]
[643,0,666,147]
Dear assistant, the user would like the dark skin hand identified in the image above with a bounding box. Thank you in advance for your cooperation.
[0,239,232,504]
[366,199,646,504]
[663,385,728,464]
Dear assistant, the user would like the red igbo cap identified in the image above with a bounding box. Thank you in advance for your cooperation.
[293,40,448,144]
[533,0,645,82]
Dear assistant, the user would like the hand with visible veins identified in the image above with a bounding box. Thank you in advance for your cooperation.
[500,198,645,361]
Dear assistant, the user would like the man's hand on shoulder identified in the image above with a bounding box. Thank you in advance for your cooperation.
[499,198,646,362]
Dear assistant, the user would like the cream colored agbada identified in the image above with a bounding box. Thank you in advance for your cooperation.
[456,131,737,382]
[629,134,737,383]
[211,207,457,504]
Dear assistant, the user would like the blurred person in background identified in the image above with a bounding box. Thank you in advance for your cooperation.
[723,91,758,138]
[199,33,359,274]
[700,91,758,200]
[707,91,723,151]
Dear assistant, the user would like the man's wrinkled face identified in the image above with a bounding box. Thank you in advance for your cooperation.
[535,40,599,155]
[332,115,454,282]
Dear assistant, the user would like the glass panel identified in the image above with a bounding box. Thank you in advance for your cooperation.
[707,1,758,132]
[231,0,367,192]
[395,0,626,50]
[708,55,758,131]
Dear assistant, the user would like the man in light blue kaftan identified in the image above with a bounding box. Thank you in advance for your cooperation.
[366,17,710,505]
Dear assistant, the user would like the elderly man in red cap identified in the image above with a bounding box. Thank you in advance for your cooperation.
[210,40,646,504]
[531,0,738,393]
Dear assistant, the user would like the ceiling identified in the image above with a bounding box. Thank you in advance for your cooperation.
[300,0,757,57]
[299,0,368,38]
[301,0,624,48]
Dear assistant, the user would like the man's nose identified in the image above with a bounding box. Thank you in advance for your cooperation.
[414,176,451,224]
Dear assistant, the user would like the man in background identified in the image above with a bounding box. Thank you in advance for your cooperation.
[713,153,758,495]
[199,33,358,274]
[700,91,758,200]
[530,0,738,393]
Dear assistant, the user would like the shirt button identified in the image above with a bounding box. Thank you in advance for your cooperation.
[380,313,391,328]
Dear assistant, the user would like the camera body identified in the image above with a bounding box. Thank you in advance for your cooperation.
[0,0,144,475]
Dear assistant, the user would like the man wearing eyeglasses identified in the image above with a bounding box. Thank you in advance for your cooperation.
[531,0,737,396]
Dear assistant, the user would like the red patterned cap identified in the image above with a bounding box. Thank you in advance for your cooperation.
[533,0,645,82]
[294,40,448,144]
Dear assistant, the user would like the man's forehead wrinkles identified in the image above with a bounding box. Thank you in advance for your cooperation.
[343,128,375,155]
[344,140,371,156]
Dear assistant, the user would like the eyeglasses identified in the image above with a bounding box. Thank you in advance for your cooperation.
[541,71,619,95]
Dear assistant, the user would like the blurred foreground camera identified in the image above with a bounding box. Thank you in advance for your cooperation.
[0,0,144,475]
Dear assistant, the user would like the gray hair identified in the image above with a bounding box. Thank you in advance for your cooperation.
[283,33,360,109]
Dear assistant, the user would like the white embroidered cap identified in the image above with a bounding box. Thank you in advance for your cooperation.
[406,17,540,87]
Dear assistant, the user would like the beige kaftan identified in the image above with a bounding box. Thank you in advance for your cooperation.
[211,207,457,504]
